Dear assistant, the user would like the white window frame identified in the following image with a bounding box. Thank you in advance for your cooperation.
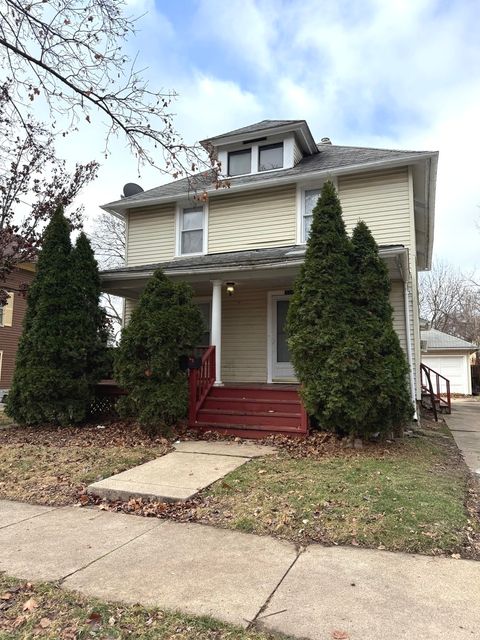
[175,201,208,257]
[0,350,3,383]
[218,133,295,178]
[258,141,284,173]
[227,147,252,177]
[296,177,338,244]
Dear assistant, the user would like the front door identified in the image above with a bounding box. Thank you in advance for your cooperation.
[271,294,296,381]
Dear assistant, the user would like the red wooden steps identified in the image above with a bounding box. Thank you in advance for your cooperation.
[189,383,308,439]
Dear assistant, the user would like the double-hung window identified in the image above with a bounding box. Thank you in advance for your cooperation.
[302,188,321,242]
[179,206,204,255]
[228,148,251,176]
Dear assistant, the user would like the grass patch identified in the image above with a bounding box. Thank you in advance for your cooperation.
[0,410,13,428]
[0,422,171,505]
[0,575,276,640]
[193,427,479,556]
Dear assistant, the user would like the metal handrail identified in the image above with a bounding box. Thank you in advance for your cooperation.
[420,363,451,417]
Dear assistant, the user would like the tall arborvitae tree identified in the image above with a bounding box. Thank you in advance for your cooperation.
[287,180,357,429]
[71,232,110,396]
[114,269,204,435]
[351,221,413,434]
[6,208,90,424]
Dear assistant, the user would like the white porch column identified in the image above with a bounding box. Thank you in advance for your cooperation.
[211,279,223,385]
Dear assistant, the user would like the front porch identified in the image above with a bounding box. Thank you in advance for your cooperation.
[101,244,414,437]
[188,345,307,437]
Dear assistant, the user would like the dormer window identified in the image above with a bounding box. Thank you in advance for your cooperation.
[228,148,251,176]
[258,142,283,172]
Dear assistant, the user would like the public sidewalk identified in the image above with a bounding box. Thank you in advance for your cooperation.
[1,499,479,640]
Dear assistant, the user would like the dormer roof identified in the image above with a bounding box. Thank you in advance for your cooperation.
[200,119,318,155]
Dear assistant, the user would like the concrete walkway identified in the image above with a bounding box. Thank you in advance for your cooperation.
[88,440,276,502]
[445,399,480,476]
[1,500,479,639]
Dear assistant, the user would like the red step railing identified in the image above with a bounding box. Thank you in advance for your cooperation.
[420,363,451,418]
[188,345,216,425]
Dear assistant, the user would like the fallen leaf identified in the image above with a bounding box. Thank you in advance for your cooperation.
[87,611,102,624]
[79,494,89,506]
[13,615,27,629]
[332,631,350,639]
[23,597,38,612]
[39,617,52,628]
[0,592,12,600]
[451,553,461,559]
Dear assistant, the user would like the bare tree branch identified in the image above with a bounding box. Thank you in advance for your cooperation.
[88,210,125,341]
[0,0,222,182]
[420,260,480,345]
[0,114,98,302]
[89,211,125,269]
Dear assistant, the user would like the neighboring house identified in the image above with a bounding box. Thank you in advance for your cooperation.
[100,119,438,436]
[421,327,476,395]
[0,265,35,395]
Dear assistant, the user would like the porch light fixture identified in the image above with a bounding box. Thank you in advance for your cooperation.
[226,282,235,296]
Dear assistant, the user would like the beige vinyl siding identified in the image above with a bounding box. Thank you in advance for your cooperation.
[390,279,418,399]
[293,140,303,165]
[124,298,138,326]
[208,185,296,254]
[126,204,175,267]
[338,168,411,249]
[222,287,268,382]
[390,281,407,351]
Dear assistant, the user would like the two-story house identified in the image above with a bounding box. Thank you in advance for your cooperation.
[100,119,438,437]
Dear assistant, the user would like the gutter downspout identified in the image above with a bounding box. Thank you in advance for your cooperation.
[404,279,418,421]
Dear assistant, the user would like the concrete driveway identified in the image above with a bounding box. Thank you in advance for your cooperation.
[445,399,480,476]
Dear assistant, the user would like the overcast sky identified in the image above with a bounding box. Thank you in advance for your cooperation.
[53,0,480,272]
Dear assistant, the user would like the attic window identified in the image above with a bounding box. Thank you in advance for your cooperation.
[228,148,251,176]
[258,142,283,171]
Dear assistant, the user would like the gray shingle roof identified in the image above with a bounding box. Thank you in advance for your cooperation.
[421,329,477,351]
[101,243,405,277]
[103,245,305,276]
[200,119,306,143]
[103,143,434,210]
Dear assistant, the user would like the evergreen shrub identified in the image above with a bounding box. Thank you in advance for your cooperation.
[114,269,203,435]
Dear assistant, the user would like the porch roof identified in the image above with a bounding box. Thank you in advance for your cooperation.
[100,244,409,298]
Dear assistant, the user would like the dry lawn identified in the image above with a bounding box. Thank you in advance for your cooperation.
[0,421,171,505]
[99,421,480,558]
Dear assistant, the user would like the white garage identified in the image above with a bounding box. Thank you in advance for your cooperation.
[421,328,477,395]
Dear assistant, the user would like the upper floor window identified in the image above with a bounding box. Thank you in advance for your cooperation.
[258,142,283,172]
[228,148,251,176]
[302,189,321,242]
[180,206,204,255]
[0,292,14,327]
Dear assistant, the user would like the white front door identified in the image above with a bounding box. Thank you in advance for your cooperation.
[270,294,296,381]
